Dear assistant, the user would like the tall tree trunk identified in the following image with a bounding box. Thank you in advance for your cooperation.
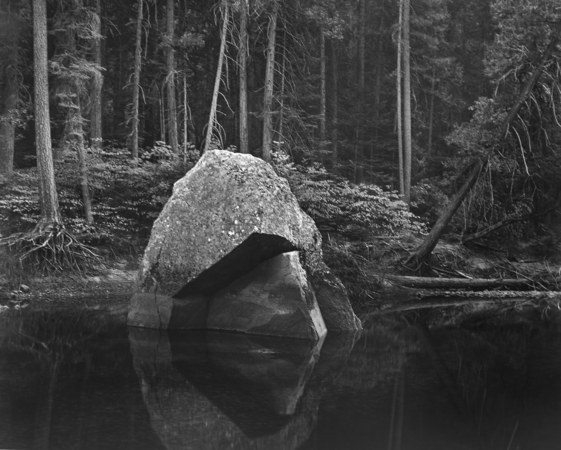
[166,0,178,153]
[160,87,166,142]
[90,0,103,151]
[330,39,339,171]
[261,0,279,163]
[319,30,326,149]
[396,0,404,195]
[203,2,229,153]
[0,64,17,184]
[278,30,286,151]
[239,0,249,153]
[72,96,94,224]
[373,14,384,142]
[33,0,61,225]
[130,0,143,159]
[183,73,189,158]
[358,0,365,96]
[355,0,366,183]
[63,14,93,224]
[402,0,412,206]
[427,69,435,156]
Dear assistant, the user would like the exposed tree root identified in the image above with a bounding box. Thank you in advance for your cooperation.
[0,221,101,274]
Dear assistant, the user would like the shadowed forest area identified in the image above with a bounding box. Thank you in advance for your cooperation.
[1,0,561,308]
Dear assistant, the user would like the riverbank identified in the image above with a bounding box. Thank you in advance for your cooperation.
[2,234,560,317]
[1,162,560,316]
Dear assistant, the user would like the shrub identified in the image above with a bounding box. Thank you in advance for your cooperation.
[276,160,426,239]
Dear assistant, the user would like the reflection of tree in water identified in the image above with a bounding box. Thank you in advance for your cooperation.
[0,309,158,450]
[1,311,105,448]
[411,316,561,450]
[300,313,561,450]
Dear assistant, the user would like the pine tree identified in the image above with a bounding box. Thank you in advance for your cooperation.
[262,0,279,162]
[166,0,179,153]
[130,0,144,159]
[33,0,61,226]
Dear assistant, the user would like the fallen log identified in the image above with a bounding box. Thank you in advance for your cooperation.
[385,275,530,290]
[375,290,561,314]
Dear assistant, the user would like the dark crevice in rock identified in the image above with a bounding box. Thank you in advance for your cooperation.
[173,233,298,297]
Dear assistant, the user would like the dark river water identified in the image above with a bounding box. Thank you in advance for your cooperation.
[1,303,561,450]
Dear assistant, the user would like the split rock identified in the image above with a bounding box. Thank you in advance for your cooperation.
[128,150,361,336]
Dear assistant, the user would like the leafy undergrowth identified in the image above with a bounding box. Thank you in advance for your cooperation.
[0,142,194,293]
[3,146,558,312]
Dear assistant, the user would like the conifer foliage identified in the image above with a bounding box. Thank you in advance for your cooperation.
[2,0,561,272]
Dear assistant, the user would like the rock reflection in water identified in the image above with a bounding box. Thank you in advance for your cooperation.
[129,328,357,449]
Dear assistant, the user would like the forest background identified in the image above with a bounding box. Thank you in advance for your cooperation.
[1,0,561,306]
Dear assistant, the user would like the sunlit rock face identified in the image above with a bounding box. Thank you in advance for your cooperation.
[128,150,361,337]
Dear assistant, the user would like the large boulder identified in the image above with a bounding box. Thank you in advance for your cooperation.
[128,150,361,337]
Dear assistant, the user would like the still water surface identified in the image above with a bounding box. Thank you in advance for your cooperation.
[1,304,561,449]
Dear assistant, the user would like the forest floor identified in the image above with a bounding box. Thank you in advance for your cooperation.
[1,164,561,320]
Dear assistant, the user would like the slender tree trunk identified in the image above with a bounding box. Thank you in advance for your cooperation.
[330,39,339,171]
[278,30,286,150]
[183,73,189,158]
[130,0,144,159]
[63,16,93,224]
[427,68,436,156]
[166,0,178,153]
[261,0,279,163]
[239,0,249,153]
[203,2,229,153]
[0,64,17,184]
[33,0,61,225]
[160,88,166,142]
[355,0,366,183]
[396,0,404,195]
[406,160,484,269]
[358,0,365,96]
[90,0,103,151]
[402,0,412,206]
[319,30,326,148]
[373,14,384,142]
[72,97,94,224]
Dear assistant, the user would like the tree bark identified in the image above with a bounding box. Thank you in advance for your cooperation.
[203,2,229,153]
[182,73,189,158]
[396,0,404,195]
[427,68,436,156]
[0,63,17,184]
[130,0,143,159]
[406,160,484,269]
[73,97,94,224]
[166,0,179,153]
[402,0,412,206]
[358,0,365,97]
[90,0,103,151]
[277,30,286,151]
[33,0,61,225]
[59,7,93,225]
[261,0,279,163]
[239,0,249,153]
[330,39,339,170]
[373,14,384,142]
[319,30,326,149]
